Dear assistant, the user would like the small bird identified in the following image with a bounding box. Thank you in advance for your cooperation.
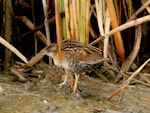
[43,39,104,95]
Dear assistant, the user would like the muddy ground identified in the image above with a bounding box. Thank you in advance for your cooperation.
[0,62,150,113]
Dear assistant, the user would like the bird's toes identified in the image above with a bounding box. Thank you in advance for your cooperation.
[58,81,67,88]
[71,90,82,100]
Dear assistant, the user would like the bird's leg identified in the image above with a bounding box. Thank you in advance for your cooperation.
[73,73,80,94]
[59,69,74,87]
[59,74,68,86]
[59,69,69,87]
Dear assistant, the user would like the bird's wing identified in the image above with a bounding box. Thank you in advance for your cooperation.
[64,52,104,65]
[78,54,107,64]
[60,39,102,54]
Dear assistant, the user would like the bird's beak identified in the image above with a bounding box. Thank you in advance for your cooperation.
[41,51,47,56]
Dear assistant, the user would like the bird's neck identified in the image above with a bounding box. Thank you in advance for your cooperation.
[48,52,56,57]
[48,47,59,58]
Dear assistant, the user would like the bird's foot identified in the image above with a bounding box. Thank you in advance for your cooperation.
[71,90,82,99]
[70,73,82,98]
[59,73,69,88]
[59,80,67,88]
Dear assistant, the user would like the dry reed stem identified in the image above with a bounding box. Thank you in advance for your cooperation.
[142,0,150,14]
[95,0,104,36]
[127,0,150,22]
[115,25,142,82]
[46,0,50,11]
[114,0,121,24]
[125,25,142,72]
[124,74,150,87]
[139,74,150,84]
[31,70,44,75]
[42,0,51,45]
[19,12,65,39]
[85,0,90,44]
[107,58,150,101]
[20,16,48,46]
[106,0,125,61]
[10,67,27,82]
[103,8,110,58]
[18,0,31,9]
[64,0,71,38]
[15,61,27,68]
[105,63,150,87]
[0,36,28,64]
[145,6,150,14]
[27,47,48,67]
[90,15,150,45]
[36,31,48,45]
[107,38,120,74]
[42,0,52,71]
[55,0,63,44]
[126,72,150,84]
[107,49,117,68]
[122,0,128,20]
[126,72,150,77]
[31,0,37,54]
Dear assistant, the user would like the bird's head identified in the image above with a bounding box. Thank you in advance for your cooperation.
[42,44,58,57]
